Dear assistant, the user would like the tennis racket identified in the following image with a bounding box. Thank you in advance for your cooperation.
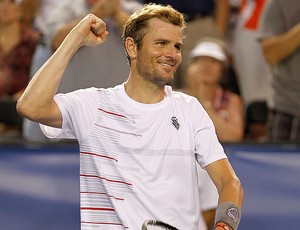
[142,219,179,230]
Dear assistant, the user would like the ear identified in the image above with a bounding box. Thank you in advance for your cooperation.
[125,37,137,61]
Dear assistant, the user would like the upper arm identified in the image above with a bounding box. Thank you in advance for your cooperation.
[38,100,63,128]
[17,97,63,129]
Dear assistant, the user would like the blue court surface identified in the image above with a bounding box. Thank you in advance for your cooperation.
[1,141,300,230]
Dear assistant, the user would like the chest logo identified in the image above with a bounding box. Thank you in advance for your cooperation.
[171,116,180,130]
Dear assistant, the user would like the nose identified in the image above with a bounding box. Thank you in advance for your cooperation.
[165,45,181,62]
[167,45,178,56]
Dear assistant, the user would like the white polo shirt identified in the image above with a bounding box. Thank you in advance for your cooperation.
[41,84,226,229]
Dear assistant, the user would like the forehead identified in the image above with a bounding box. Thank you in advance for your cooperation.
[145,18,183,41]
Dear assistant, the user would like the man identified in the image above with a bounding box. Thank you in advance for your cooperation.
[17,4,243,229]
[258,0,300,142]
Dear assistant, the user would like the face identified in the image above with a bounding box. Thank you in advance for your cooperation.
[190,56,224,85]
[133,18,183,87]
[0,0,19,24]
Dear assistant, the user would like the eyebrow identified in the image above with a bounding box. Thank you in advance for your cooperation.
[154,38,183,46]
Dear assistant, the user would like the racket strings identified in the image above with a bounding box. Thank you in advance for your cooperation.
[142,220,179,230]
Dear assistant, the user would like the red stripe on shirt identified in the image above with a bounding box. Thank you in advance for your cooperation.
[80,174,133,186]
[81,151,118,162]
[80,191,124,201]
[98,108,127,118]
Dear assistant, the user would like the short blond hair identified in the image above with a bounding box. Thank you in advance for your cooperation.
[123,3,186,64]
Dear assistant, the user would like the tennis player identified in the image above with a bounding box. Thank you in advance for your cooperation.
[17,4,243,230]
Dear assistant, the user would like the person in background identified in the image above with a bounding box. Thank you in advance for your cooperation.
[0,0,39,136]
[28,0,61,76]
[22,0,143,141]
[231,0,271,108]
[18,0,39,30]
[47,0,135,51]
[244,100,268,141]
[258,0,300,142]
[229,0,270,141]
[184,37,244,142]
[142,0,230,88]
[17,4,243,229]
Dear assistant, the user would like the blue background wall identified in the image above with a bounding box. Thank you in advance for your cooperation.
[1,142,300,229]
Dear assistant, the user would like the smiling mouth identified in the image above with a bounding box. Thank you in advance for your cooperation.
[159,62,175,68]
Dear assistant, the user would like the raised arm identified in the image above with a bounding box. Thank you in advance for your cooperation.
[17,14,108,128]
[205,159,244,230]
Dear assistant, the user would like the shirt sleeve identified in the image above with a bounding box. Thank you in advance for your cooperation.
[191,98,227,168]
[40,87,98,141]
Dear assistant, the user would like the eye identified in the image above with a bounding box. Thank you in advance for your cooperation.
[175,44,182,52]
[157,41,166,47]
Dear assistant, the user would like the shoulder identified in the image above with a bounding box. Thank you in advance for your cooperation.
[167,86,199,104]
[57,87,100,102]
[166,86,205,116]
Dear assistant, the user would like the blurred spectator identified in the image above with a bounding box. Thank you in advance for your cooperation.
[183,37,244,142]
[258,0,300,142]
[22,0,143,141]
[142,0,230,88]
[29,0,61,76]
[19,0,39,30]
[245,100,268,141]
[231,0,272,109]
[0,0,39,136]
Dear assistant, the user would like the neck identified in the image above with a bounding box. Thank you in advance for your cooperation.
[124,71,166,104]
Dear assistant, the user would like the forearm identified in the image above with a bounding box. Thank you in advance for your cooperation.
[214,0,230,35]
[207,160,243,207]
[261,23,300,65]
[214,178,243,230]
[218,176,243,207]
[206,159,244,229]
